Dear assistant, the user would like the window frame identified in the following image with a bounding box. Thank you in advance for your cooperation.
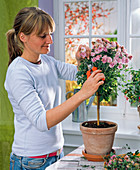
[53,0,138,117]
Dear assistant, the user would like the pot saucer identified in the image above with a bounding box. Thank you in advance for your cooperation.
[82,149,115,162]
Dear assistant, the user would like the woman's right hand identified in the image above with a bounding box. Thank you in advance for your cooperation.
[79,70,105,101]
[46,69,105,129]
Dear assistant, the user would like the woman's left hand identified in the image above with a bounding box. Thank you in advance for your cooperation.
[75,45,91,67]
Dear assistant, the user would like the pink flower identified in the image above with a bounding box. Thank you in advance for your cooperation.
[91,58,96,63]
[111,41,116,47]
[115,52,120,58]
[115,57,122,63]
[117,64,123,69]
[102,55,107,63]
[95,49,100,54]
[106,43,111,49]
[113,59,118,65]
[98,47,103,53]
[110,155,116,159]
[124,155,129,160]
[109,160,113,164]
[122,57,129,64]
[122,57,126,63]
[125,58,129,63]
[96,55,101,60]
[103,47,107,52]
[107,57,112,63]
[91,52,95,56]
[109,62,115,68]
[80,52,86,58]
[81,47,86,53]
[118,58,122,63]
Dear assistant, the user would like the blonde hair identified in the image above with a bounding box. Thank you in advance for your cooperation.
[6,7,55,65]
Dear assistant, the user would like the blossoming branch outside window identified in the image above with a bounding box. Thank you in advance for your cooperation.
[53,0,139,116]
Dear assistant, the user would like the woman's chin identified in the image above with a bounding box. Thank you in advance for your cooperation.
[41,49,50,54]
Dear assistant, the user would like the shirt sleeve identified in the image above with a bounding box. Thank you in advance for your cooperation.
[48,56,78,80]
[6,68,48,132]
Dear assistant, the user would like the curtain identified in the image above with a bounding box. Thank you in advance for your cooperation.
[0,0,38,169]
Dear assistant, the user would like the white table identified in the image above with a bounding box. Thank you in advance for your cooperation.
[45,145,105,170]
[45,144,138,170]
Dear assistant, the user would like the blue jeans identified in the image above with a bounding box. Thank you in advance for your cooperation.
[10,151,64,170]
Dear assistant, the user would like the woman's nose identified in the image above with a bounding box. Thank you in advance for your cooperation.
[46,34,53,44]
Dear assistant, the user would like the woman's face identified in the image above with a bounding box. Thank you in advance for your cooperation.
[22,29,53,57]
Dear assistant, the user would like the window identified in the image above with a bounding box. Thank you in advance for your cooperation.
[125,0,140,114]
[53,0,139,117]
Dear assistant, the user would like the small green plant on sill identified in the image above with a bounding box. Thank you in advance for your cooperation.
[81,165,90,168]
[81,156,87,160]
[80,165,95,169]
[122,143,131,150]
[121,69,140,106]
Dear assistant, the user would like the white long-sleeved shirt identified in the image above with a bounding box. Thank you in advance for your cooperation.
[4,54,77,156]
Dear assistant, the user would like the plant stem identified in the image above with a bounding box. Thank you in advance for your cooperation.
[97,92,100,126]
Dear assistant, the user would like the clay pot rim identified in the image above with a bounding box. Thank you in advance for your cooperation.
[80,120,118,131]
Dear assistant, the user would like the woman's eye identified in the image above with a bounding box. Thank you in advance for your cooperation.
[40,35,46,39]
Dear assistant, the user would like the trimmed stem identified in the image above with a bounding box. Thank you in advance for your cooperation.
[97,92,100,126]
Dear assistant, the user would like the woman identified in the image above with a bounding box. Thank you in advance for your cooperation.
[5,7,105,169]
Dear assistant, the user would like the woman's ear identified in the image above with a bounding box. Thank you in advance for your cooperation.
[19,32,26,42]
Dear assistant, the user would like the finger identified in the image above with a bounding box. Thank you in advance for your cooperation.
[89,70,105,82]
[86,46,91,53]
[89,70,102,78]
[94,73,105,82]
[96,80,105,86]
[85,46,91,57]
[78,44,84,51]
[86,51,90,59]
[76,45,83,59]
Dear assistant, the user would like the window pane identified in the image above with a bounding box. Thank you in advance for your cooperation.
[129,38,140,107]
[65,2,89,35]
[131,0,140,34]
[130,38,140,69]
[91,0,118,35]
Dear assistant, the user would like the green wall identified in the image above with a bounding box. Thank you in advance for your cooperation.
[0,0,38,169]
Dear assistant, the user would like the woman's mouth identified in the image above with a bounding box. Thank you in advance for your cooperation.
[42,45,49,48]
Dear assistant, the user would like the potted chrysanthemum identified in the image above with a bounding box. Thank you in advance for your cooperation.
[76,38,132,156]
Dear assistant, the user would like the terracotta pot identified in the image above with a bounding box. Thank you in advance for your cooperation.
[80,120,118,156]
